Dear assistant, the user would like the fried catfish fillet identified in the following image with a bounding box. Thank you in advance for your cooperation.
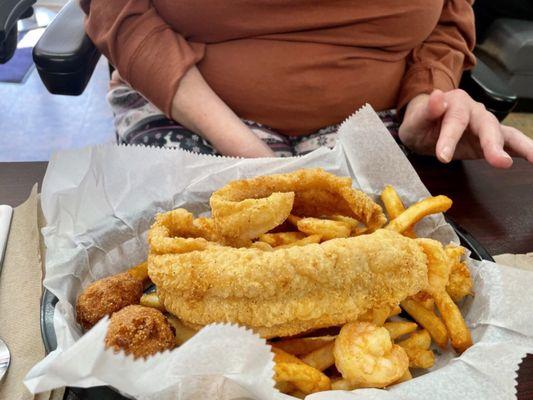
[209,168,386,246]
[148,229,428,338]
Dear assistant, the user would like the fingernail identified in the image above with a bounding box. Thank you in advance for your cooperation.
[440,146,452,162]
[502,152,513,163]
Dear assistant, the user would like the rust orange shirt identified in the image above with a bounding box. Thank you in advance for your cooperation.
[82,0,475,136]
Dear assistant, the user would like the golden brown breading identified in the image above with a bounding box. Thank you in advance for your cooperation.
[446,262,472,302]
[148,209,211,255]
[76,272,143,330]
[105,305,175,358]
[209,169,386,246]
[149,229,428,338]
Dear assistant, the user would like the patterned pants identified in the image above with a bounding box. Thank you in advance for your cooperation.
[108,83,400,157]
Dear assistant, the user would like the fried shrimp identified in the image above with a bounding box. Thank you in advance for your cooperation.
[334,322,409,388]
[76,272,143,330]
[105,305,175,359]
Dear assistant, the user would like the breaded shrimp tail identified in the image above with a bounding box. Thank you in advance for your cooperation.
[149,229,428,338]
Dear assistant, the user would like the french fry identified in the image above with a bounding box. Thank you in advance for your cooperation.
[271,336,336,356]
[287,214,302,226]
[411,291,435,311]
[296,217,352,240]
[127,261,149,283]
[259,232,306,247]
[373,306,392,326]
[301,342,335,371]
[446,262,472,303]
[397,330,435,369]
[397,329,431,349]
[140,292,165,311]
[386,195,452,234]
[330,214,359,229]
[433,291,473,353]
[400,298,448,348]
[250,241,273,251]
[358,306,391,326]
[381,185,405,218]
[166,315,197,346]
[384,321,418,340]
[418,239,473,353]
[388,305,402,318]
[329,215,367,236]
[272,347,331,394]
[274,234,322,249]
[380,185,416,238]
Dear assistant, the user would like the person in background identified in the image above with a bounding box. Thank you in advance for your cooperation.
[80,0,533,167]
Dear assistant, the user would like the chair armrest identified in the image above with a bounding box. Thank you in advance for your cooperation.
[0,0,36,63]
[33,0,101,95]
[460,57,518,121]
[0,0,35,41]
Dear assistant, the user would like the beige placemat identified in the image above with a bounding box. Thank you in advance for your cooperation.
[0,187,62,400]
[494,253,533,272]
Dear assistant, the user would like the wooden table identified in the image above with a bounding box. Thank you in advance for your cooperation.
[0,162,47,207]
[0,158,532,397]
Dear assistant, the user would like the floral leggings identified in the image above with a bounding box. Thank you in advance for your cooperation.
[108,82,400,157]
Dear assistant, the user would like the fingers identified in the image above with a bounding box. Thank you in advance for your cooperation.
[426,90,448,121]
[502,125,533,163]
[435,90,471,163]
[405,88,532,167]
[469,103,513,169]
[400,92,440,140]
[436,90,513,168]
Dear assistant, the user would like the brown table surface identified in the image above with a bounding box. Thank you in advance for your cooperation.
[1,159,532,397]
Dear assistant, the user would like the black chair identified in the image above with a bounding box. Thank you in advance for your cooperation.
[32,0,100,95]
[0,0,36,63]
[476,19,533,105]
[6,0,522,121]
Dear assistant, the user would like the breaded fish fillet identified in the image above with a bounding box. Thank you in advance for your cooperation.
[148,229,428,338]
[210,169,386,246]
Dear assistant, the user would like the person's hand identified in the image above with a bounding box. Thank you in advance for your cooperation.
[399,89,533,168]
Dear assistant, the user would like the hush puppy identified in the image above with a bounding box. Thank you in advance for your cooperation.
[76,272,143,330]
[105,305,175,358]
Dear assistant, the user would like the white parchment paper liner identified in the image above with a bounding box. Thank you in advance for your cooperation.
[25,105,533,399]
